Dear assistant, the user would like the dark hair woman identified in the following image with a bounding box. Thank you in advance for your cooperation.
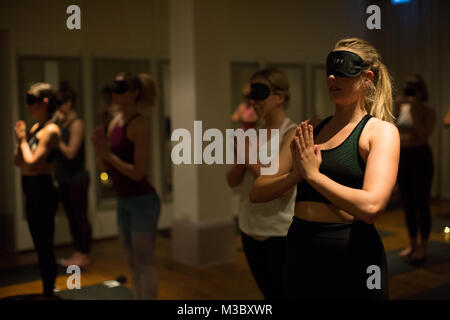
[14,83,61,299]
[394,74,436,264]
[54,82,92,268]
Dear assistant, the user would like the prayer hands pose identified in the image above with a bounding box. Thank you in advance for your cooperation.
[291,122,321,181]
[14,120,27,143]
[91,126,110,159]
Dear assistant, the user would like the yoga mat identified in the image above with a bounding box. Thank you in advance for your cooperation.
[386,241,450,276]
[55,281,133,300]
[0,264,66,287]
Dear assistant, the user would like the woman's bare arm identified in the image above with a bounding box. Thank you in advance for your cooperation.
[20,124,60,165]
[103,117,149,181]
[59,119,84,160]
[304,120,400,224]
[249,127,298,202]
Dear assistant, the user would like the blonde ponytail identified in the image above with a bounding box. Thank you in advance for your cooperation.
[335,38,394,123]
[137,73,158,110]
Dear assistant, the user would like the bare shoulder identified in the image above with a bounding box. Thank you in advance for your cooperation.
[130,115,149,132]
[45,123,61,137]
[366,117,399,142]
[129,115,150,140]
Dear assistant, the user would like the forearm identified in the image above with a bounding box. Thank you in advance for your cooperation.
[19,141,35,164]
[58,142,76,159]
[104,152,145,181]
[307,173,387,224]
[226,164,246,187]
[96,154,107,172]
[250,171,299,203]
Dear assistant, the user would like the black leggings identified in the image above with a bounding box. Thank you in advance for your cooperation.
[59,176,91,254]
[397,145,434,241]
[241,231,287,300]
[22,175,59,297]
[285,217,388,300]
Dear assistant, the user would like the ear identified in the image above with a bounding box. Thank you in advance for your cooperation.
[131,89,140,100]
[276,92,286,105]
[42,97,49,104]
[365,70,374,83]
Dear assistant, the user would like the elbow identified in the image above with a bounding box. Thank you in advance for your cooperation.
[362,203,384,224]
[249,188,264,203]
[23,158,36,166]
[66,152,77,160]
[131,170,146,181]
[226,176,240,188]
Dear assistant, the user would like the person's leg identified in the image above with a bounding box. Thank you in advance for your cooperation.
[24,177,58,297]
[412,146,434,261]
[116,198,140,299]
[128,192,161,300]
[397,148,419,256]
[59,183,80,260]
[240,231,272,299]
[284,219,320,299]
[265,236,287,299]
[67,178,92,258]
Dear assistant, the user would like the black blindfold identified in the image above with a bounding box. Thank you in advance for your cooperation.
[249,83,271,101]
[326,50,364,78]
[111,80,129,94]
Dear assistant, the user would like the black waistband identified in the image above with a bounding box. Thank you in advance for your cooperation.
[292,216,353,231]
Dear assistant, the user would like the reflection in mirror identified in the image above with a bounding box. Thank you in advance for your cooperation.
[266,63,307,124]
[92,58,151,206]
[157,60,172,203]
[230,62,259,128]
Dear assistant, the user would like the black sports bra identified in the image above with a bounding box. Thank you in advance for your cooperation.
[296,114,372,203]
[27,123,57,163]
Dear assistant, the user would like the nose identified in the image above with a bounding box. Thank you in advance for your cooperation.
[327,74,336,81]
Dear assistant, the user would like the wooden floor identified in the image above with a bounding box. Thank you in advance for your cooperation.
[0,200,449,300]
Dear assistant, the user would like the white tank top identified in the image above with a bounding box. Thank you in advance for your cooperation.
[238,117,297,240]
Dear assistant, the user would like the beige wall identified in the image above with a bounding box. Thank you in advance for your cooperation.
[229,0,367,63]
[9,0,168,56]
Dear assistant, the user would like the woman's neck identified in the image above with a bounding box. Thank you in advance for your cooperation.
[36,113,50,126]
[120,104,138,123]
[263,106,286,129]
[331,101,367,127]
[64,110,77,123]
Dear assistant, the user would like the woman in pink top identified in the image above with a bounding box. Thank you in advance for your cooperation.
[92,72,160,300]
